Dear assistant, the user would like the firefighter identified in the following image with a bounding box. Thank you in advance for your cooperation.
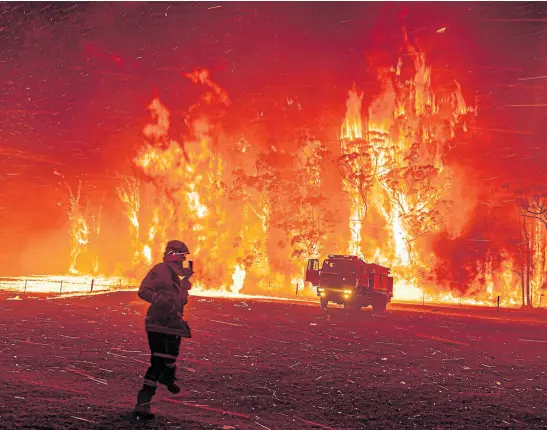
[133,240,194,420]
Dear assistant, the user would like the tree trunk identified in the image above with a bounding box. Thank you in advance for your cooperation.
[524,218,532,307]
[520,215,532,307]
[526,227,533,307]
[520,216,527,307]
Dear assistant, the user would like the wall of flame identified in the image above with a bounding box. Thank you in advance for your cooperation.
[37,31,547,305]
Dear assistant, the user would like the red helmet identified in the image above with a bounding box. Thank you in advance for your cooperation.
[165,240,190,255]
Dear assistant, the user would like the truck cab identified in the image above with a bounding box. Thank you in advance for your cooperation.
[305,254,394,313]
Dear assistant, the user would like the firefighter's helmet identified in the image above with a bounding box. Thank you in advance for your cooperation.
[165,240,190,255]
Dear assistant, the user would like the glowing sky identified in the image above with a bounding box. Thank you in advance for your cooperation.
[1,2,546,276]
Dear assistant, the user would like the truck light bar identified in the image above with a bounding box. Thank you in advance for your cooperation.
[328,254,359,259]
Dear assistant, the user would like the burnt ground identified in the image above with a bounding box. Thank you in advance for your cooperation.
[0,292,546,430]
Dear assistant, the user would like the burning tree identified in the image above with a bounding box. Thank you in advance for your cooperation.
[337,138,378,218]
[290,138,333,259]
[274,138,335,261]
[125,70,259,293]
[335,32,474,303]
[115,175,145,266]
[53,30,536,305]
[64,179,102,274]
[514,185,547,307]
[231,136,333,264]
[338,85,383,259]
[337,134,380,257]
[516,191,547,229]
[66,180,88,274]
[379,142,452,263]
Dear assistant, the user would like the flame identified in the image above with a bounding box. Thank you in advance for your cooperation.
[25,32,546,310]
[129,72,251,294]
[340,84,364,141]
[116,176,142,264]
[64,179,102,275]
[340,85,365,258]
[230,264,246,294]
[531,220,545,305]
[484,254,494,299]
[339,33,475,302]
[392,211,410,266]
[67,181,89,274]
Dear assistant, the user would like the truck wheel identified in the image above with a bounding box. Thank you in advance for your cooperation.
[372,299,387,313]
[320,298,328,309]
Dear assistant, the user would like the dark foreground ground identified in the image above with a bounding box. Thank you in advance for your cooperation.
[0,292,546,430]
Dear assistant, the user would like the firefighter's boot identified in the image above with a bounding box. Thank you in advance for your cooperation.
[159,366,180,394]
[133,388,156,420]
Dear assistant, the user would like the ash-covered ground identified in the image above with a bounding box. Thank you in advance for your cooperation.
[0,292,546,429]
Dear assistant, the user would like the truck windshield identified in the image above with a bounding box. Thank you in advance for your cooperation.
[321,259,356,274]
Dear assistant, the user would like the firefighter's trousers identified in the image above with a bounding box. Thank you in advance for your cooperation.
[139,332,181,397]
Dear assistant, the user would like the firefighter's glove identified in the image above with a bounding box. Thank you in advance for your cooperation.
[180,277,192,291]
[180,267,194,278]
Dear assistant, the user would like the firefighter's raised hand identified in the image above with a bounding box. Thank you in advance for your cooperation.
[180,277,192,291]
[180,266,194,278]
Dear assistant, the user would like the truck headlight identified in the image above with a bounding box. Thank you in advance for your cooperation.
[343,289,352,294]
[320,292,326,297]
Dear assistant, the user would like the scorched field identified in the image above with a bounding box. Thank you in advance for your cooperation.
[1,292,546,429]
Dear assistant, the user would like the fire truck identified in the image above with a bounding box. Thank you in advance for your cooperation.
[305,255,394,312]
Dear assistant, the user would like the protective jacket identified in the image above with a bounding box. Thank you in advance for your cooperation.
[138,261,192,336]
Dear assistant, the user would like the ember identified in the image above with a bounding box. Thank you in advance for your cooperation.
[1,3,546,309]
